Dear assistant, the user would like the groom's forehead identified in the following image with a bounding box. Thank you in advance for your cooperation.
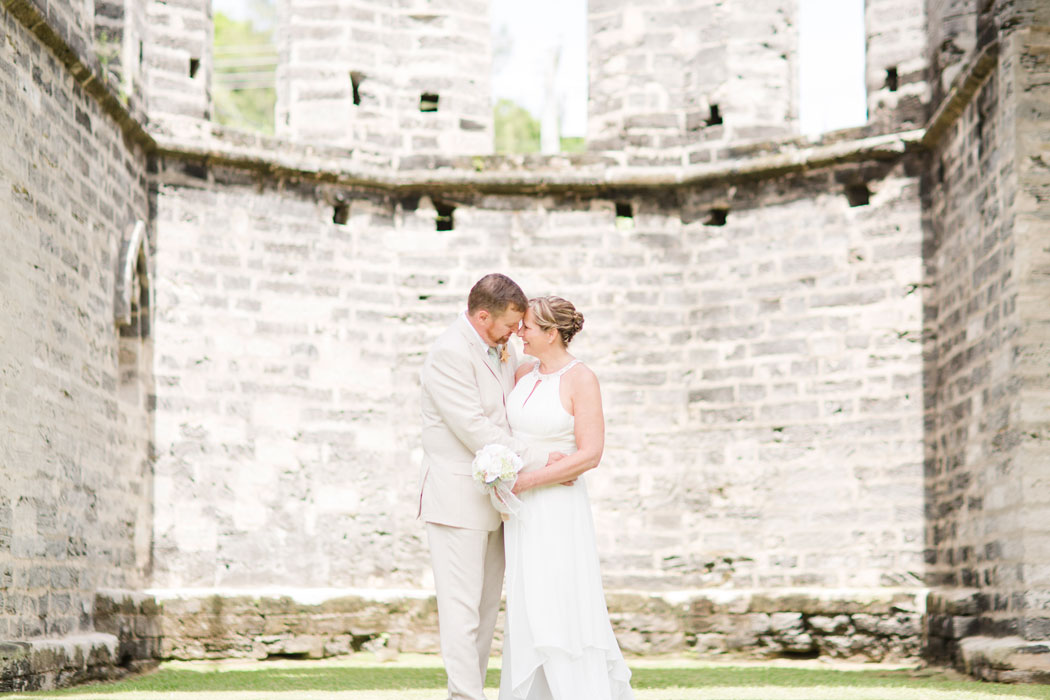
[495,308,524,324]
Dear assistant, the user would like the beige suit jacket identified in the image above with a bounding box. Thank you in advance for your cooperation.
[418,315,544,531]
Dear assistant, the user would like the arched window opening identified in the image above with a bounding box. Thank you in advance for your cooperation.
[115,222,153,406]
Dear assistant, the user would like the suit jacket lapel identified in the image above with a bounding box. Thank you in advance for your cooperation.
[457,319,506,397]
[498,346,515,394]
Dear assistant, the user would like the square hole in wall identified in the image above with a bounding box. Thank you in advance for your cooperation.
[845,184,870,207]
[189,57,200,79]
[615,201,634,230]
[705,207,729,226]
[706,105,723,126]
[350,71,364,106]
[435,202,455,230]
[333,203,349,225]
[886,67,899,92]
[420,93,439,112]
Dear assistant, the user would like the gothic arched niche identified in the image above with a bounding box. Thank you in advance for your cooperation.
[115,220,153,395]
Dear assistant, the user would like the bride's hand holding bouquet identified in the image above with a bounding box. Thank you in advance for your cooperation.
[472,444,525,520]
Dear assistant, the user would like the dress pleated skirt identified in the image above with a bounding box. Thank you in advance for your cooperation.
[499,473,634,700]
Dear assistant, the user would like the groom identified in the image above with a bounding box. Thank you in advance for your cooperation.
[418,273,551,700]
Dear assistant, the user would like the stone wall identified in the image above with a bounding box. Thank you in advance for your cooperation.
[148,138,926,605]
[0,0,154,665]
[1013,17,1050,652]
[4,0,1049,685]
[925,0,977,104]
[149,169,423,589]
[152,588,922,663]
[275,0,492,156]
[922,20,1020,609]
[0,591,160,692]
[921,0,1050,681]
[11,0,95,60]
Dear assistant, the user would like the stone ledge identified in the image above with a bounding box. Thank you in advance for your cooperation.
[611,588,925,661]
[151,587,925,663]
[148,113,925,194]
[151,589,439,661]
[0,633,156,693]
[958,636,1050,684]
[93,590,163,663]
[922,38,1001,149]
[0,590,162,691]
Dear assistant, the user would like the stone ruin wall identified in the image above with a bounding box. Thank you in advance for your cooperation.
[0,0,159,689]
[144,140,927,662]
[921,0,1050,681]
[2,0,1050,688]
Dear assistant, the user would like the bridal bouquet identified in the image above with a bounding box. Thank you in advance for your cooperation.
[472,444,524,518]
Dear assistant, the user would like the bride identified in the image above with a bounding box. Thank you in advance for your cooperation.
[500,296,634,700]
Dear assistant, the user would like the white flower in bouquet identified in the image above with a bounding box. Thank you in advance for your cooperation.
[472,444,524,518]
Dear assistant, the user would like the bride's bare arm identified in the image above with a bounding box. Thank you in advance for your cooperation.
[512,366,604,494]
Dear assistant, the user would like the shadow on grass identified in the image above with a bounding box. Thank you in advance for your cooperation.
[34,665,1050,697]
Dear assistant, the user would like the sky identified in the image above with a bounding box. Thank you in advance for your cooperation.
[212,0,867,140]
[797,0,868,137]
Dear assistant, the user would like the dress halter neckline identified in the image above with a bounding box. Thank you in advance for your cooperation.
[533,358,580,379]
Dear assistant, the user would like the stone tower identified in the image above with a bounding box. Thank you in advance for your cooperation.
[143,0,213,119]
[588,0,798,156]
[274,0,493,156]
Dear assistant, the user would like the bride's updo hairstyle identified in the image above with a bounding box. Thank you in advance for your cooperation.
[529,296,584,346]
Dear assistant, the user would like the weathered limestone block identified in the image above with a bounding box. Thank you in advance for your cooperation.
[767,612,815,654]
[156,592,439,661]
[808,615,851,634]
[958,637,1050,684]
[1,0,153,660]
[0,634,156,693]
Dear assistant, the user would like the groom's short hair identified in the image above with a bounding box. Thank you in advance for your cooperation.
[467,273,527,315]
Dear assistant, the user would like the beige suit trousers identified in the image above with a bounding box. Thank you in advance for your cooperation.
[426,522,505,700]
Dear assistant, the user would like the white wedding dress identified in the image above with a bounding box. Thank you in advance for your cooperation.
[500,360,634,700]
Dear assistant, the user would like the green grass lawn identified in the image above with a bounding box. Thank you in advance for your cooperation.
[13,655,1050,700]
